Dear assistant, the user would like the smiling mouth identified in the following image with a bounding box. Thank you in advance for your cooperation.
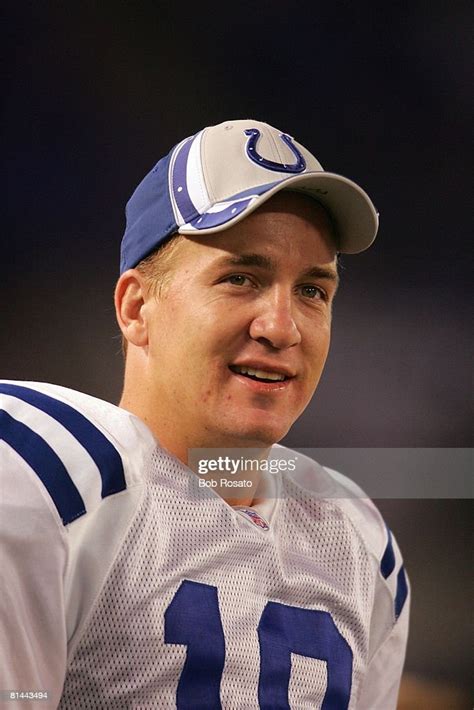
[229,365,289,383]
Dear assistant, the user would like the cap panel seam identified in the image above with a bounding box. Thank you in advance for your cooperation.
[265,129,284,166]
[186,131,210,215]
[200,128,215,204]
[168,140,186,225]
[270,131,288,165]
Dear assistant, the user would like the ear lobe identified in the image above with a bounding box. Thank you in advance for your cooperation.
[114,270,149,347]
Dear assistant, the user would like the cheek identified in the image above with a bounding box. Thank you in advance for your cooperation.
[201,389,212,404]
[307,320,331,352]
[304,330,331,378]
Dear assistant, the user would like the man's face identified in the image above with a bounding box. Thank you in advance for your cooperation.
[141,192,339,451]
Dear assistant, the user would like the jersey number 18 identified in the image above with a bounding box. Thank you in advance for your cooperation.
[165,580,353,709]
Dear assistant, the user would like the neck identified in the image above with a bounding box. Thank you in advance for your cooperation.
[119,387,271,508]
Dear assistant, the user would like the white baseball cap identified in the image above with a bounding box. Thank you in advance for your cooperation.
[120,119,379,273]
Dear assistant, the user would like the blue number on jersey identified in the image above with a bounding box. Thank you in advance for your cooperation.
[165,580,353,708]
[258,601,352,709]
[164,580,225,709]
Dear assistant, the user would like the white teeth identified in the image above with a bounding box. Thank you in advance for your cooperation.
[234,366,286,381]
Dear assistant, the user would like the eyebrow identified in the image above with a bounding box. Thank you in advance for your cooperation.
[217,253,339,284]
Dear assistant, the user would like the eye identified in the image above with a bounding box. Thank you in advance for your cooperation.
[299,284,326,300]
[225,274,253,286]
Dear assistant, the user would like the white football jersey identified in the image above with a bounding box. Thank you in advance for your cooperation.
[0,381,409,709]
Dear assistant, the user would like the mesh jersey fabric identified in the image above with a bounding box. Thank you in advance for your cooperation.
[0,381,409,709]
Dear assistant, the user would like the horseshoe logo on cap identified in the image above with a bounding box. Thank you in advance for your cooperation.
[244,128,306,174]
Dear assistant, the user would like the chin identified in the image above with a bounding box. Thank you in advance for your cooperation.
[208,410,295,449]
[227,422,291,448]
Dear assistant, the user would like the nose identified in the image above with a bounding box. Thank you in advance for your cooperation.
[248,288,302,350]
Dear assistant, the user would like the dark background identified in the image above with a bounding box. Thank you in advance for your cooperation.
[3,0,472,700]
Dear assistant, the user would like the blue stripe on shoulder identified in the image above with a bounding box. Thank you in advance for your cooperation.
[380,526,396,579]
[380,526,409,620]
[0,410,86,525]
[0,383,126,499]
[395,566,408,619]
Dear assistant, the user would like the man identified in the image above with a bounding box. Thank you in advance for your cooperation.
[1,119,409,708]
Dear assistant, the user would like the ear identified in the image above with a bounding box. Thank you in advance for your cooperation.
[114,270,149,348]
